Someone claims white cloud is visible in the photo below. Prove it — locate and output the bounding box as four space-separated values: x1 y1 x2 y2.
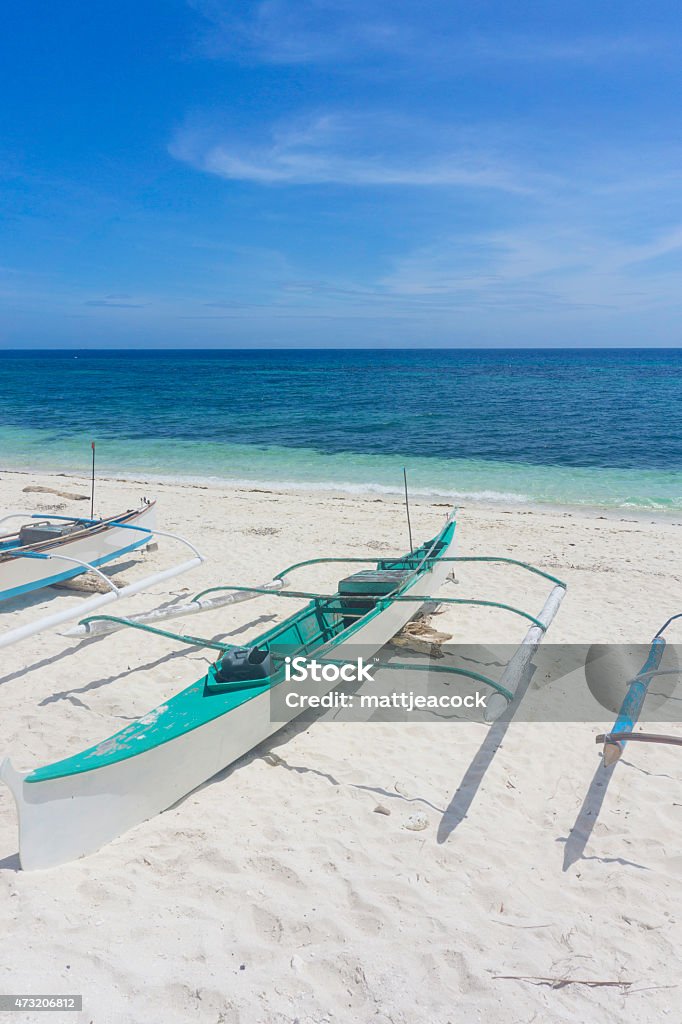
170 113 535 191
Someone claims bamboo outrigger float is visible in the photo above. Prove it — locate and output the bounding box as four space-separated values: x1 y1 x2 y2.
0 502 205 650
597 613 682 765
2 509 566 869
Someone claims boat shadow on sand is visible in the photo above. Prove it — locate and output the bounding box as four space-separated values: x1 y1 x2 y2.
436 660 537 843
559 759 650 872
0 612 279 705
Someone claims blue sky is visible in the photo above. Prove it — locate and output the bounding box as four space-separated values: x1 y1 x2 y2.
2 0 682 347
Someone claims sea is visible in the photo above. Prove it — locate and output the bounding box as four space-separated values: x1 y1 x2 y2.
0 348 680 512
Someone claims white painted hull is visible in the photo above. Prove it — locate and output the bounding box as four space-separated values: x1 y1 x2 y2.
0 505 157 602
2 534 454 869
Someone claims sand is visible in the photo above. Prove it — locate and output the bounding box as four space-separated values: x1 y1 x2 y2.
1 469 681 1024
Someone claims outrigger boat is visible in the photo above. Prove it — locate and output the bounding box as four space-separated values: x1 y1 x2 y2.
0 501 204 650
1 509 566 869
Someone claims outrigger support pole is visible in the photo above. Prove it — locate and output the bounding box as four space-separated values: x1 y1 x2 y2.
273 555 566 588
74 615 235 652
188 578 566 718
596 731 682 750
317 656 515 703
65 551 566 718
191 583 553 630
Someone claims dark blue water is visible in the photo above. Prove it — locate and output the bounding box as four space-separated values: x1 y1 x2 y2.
1 348 681 467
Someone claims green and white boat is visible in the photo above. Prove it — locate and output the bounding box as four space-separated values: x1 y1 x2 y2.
2 509 565 869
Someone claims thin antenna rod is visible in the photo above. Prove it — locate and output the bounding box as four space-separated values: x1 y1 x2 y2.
90 441 96 520
403 467 413 551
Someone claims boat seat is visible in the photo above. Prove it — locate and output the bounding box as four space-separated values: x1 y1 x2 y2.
337 569 411 597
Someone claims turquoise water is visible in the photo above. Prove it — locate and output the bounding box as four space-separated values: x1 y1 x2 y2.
1 349 681 511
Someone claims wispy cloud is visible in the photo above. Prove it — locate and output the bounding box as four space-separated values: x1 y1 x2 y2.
379 220 682 316
189 0 666 68
84 294 146 309
170 112 535 191
190 0 414 65
173 218 682 331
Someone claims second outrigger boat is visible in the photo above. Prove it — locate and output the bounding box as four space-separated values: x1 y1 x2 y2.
0 502 159 602
1 509 566 869
0 501 204 650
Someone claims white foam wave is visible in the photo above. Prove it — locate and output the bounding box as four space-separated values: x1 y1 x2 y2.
26 467 531 504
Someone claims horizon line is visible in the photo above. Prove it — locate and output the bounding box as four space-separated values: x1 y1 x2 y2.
1 345 681 353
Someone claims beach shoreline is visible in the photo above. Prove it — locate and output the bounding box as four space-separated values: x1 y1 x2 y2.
3 465 681 525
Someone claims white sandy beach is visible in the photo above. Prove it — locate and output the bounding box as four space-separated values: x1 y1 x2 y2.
1 469 681 1024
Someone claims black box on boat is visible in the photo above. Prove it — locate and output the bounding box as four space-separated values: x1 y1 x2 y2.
206 646 273 694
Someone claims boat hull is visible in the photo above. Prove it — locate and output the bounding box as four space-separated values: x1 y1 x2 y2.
0 504 157 603
2 521 454 869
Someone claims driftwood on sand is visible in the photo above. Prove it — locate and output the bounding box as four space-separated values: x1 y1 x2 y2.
389 618 453 657
22 485 89 501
